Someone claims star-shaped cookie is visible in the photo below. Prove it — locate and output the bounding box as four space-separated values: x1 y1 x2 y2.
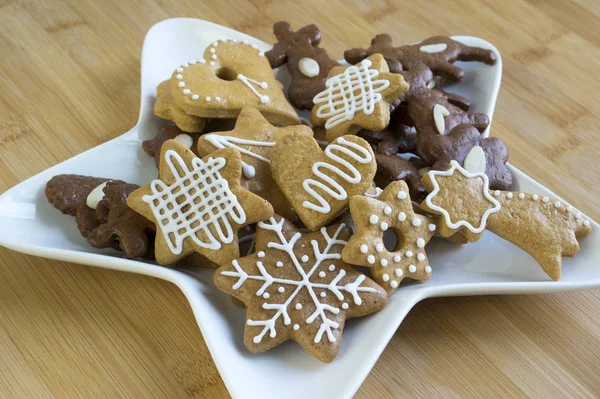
342 180 435 294
214 215 387 362
154 80 207 133
127 140 274 266
310 53 409 142
197 106 313 220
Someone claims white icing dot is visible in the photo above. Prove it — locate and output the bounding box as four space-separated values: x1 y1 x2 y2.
390 280 398 288
384 206 392 215
189 60 196 65
209 61 215 66
567 206 574 213
301 255 309 262
380 222 388 231
210 48 216 53
257 251 265 258
409 265 417 273
584 220 590 227
263 293 270 299
176 68 183 73
397 191 407 200
182 89 190 95
176 74 183 79
380 259 388 267
412 218 422 227
533 194 539 201
417 238 425 248
329 265 335 272
319 271 326 278
295 303 302 310
320 292 326 298
406 251 413 257
425 265 432 273
199 59 206 64
428 223 436 232
276 261 283 267
382 274 390 282
542 196 549 203
555 201 561 207
342 303 349 309
206 96 211 101
278 287 285 293
395 268 403 277
191 94 199 100
367 255 375 264
394 254 401 262
376 243 384 253
398 212 406 222
417 253 426 262
360 244 368 254
260 95 270 104
259 52 264 57
178 82 185 87
182 62 189 67
293 324 300 330
494 190 500 196
215 96 222 102
507 192 513 199
174 134 193 149
369 215 379 224
211 54 217 60
519 193 525 199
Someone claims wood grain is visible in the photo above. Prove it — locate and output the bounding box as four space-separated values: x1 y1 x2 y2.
1 0 599 397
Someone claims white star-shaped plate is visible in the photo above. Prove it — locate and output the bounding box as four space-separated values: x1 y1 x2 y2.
0 18 598 399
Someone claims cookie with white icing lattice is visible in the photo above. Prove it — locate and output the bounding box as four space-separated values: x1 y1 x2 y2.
342 180 435 294
169 39 299 126
270 134 376 231
154 80 207 133
214 215 387 362
197 107 313 220
127 140 274 266
310 53 409 142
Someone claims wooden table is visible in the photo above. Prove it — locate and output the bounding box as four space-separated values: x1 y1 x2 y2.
1 0 599 397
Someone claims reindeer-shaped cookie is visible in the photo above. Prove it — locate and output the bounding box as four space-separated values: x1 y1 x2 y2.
420 152 592 281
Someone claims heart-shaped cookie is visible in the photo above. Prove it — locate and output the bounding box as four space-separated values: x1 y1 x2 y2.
271 134 376 230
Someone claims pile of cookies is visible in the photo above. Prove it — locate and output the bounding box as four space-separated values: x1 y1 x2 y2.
45 22 592 362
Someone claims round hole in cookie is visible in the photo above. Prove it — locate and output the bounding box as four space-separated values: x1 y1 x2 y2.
216 67 237 81
383 229 398 252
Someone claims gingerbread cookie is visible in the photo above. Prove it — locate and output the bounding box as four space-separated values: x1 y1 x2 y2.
154 80 207 133
270 134 376 231
197 107 313 220
374 153 427 202
345 34 497 82
143 125 201 168
265 21 339 110
342 181 435 293
87 181 155 259
169 40 299 126
310 54 409 142
127 140 274 266
420 159 592 280
214 215 387 362
358 112 417 155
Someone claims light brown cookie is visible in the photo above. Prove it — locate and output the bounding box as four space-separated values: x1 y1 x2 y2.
154 80 207 133
170 39 299 126
214 215 387 362
270 134 376 231
342 181 435 294
420 160 592 280
310 53 409 142
127 140 274 266
197 106 313 220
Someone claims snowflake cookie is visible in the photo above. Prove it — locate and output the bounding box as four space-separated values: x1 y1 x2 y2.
421 160 592 281
214 215 387 362
342 180 435 294
310 53 409 142
197 106 313 220
127 139 274 266
169 39 299 126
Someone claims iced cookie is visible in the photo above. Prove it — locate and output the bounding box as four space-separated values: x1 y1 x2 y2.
154 80 207 133
214 215 387 362
127 140 274 266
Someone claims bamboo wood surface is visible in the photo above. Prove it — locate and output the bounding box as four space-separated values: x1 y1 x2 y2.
1 0 599 397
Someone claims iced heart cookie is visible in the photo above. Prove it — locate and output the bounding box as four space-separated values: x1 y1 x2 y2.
270 134 376 230
154 80 207 133
197 107 313 220
214 215 387 362
420 159 592 280
127 140 274 266
342 181 435 293
169 39 299 126
310 54 409 142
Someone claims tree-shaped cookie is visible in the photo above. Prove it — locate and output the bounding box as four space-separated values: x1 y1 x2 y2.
342 181 435 294
420 159 592 280
264 21 339 110
214 216 387 362
345 34 496 82
197 106 313 220
310 54 409 142
127 140 274 266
